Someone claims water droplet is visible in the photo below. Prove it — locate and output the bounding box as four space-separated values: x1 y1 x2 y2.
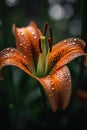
20 43 23 46
72 55 75 58
51 87 55 90
34 36 37 39
24 55 26 58
64 71 66 74
20 32 24 36
74 38 77 41
64 40 66 42
11 49 14 52
4 55 8 58
69 79 71 82
32 32 35 35
65 77 68 80
59 79 62 82
72 42 75 45
57 74 60 78
7 48 10 51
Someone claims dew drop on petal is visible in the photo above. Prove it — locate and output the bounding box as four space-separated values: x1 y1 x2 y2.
72 42 75 45
13 53 16 56
51 87 55 90
74 38 77 41
20 32 24 36
11 49 14 52
34 36 37 39
72 55 75 58
7 48 10 51
32 32 35 35
20 43 23 46
69 79 71 83
23 55 26 58
4 55 8 58
64 40 66 43
68 73 70 76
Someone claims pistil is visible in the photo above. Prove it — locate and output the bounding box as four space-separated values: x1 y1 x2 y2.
37 22 53 77
37 36 46 77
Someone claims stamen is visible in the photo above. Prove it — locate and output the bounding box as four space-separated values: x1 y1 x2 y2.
49 26 53 45
43 22 48 36
48 38 52 52
39 39 42 53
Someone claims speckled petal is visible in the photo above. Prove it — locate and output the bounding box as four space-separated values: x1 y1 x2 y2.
48 38 86 73
0 48 35 79
14 22 41 72
27 22 42 58
37 66 71 111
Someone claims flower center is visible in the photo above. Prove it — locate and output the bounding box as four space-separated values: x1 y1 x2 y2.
37 22 53 77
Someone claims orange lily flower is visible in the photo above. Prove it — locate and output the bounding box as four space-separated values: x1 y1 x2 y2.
0 21 86 111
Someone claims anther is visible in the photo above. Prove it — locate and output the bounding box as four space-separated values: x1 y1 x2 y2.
49 26 53 45
48 38 52 52
43 22 48 36
39 39 42 53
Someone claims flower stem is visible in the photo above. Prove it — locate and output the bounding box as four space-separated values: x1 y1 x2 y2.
39 84 49 111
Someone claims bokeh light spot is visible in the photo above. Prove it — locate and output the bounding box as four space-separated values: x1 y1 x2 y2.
48 4 65 20
5 0 20 7
70 18 81 35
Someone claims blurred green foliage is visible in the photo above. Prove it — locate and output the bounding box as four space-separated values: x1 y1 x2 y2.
0 0 87 130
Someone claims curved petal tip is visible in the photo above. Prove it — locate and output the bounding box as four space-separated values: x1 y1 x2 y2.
38 66 71 112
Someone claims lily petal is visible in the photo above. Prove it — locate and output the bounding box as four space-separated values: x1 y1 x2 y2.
14 22 41 72
0 48 35 79
37 66 71 112
27 22 42 58
48 38 86 73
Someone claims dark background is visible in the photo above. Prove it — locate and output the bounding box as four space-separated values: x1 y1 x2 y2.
0 0 87 130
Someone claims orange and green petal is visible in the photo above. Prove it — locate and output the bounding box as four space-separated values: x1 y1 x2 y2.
0 48 35 79
48 38 86 73
14 22 41 73
37 66 71 112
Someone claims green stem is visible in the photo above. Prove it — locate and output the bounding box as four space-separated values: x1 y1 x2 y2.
39 85 49 111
